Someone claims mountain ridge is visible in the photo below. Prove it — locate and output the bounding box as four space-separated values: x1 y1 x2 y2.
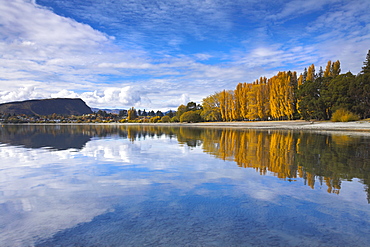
0 98 92 116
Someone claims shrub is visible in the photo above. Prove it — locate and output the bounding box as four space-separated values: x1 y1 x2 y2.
149 116 161 123
180 111 202 123
160 115 171 123
171 116 179 122
331 108 359 122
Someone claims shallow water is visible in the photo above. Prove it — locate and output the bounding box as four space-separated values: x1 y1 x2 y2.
0 125 370 246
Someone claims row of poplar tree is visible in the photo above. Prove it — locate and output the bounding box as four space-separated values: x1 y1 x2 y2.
198 50 370 121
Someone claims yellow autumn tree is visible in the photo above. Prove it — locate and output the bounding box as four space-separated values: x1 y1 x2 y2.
219 90 234 121
323 60 340 77
332 60 341 77
258 77 270 120
201 92 222 121
306 64 315 82
269 72 295 119
246 80 259 120
234 82 251 120
324 60 332 77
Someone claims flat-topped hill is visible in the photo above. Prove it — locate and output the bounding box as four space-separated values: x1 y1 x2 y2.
0 98 92 116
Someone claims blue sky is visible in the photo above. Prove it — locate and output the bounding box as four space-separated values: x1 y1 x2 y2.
0 0 369 110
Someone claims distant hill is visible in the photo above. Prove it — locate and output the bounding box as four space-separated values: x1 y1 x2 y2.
0 98 93 116
91 108 123 114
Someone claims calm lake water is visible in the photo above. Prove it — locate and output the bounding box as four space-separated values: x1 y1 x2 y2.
1 124 370 246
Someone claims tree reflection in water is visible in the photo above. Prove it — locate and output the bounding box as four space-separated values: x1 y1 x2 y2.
1 124 369 201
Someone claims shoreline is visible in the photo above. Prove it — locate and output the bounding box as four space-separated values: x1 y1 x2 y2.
3 120 370 131
185 120 370 131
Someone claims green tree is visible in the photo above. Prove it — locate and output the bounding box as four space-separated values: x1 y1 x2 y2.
119 110 127 117
97 110 108 117
176 104 187 118
297 77 327 120
318 66 324 78
362 50 370 74
186 102 197 111
185 101 202 111
166 110 175 118
350 73 370 118
156 110 164 117
326 72 355 114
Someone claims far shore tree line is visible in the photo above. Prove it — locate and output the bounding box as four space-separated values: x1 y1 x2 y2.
1 50 369 124
0 108 175 123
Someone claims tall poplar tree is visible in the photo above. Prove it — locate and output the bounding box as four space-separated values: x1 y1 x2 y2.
324 61 332 77
246 81 259 120
306 64 315 82
269 72 294 119
234 83 243 120
220 90 234 121
127 107 138 120
256 77 270 120
332 60 341 77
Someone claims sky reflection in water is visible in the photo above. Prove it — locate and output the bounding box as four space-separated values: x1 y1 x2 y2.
0 125 370 246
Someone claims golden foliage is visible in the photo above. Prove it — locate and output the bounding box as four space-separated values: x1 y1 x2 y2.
199 129 347 194
331 108 359 122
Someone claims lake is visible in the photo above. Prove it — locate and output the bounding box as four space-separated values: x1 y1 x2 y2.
0 124 370 246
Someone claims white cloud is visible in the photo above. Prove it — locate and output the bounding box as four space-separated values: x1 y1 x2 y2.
268 0 339 22
166 93 190 108
0 0 153 108
0 0 109 45
0 86 42 103
98 62 154 69
0 0 244 109
234 44 318 74
0 0 369 110
80 86 143 108
50 89 80 99
40 0 236 42
0 0 109 83
304 0 370 73
193 53 213 61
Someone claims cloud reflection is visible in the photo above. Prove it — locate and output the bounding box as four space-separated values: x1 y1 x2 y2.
0 125 370 246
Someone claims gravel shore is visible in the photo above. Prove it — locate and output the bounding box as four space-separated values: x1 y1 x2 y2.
171 120 370 137
181 120 370 131
4 120 370 132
